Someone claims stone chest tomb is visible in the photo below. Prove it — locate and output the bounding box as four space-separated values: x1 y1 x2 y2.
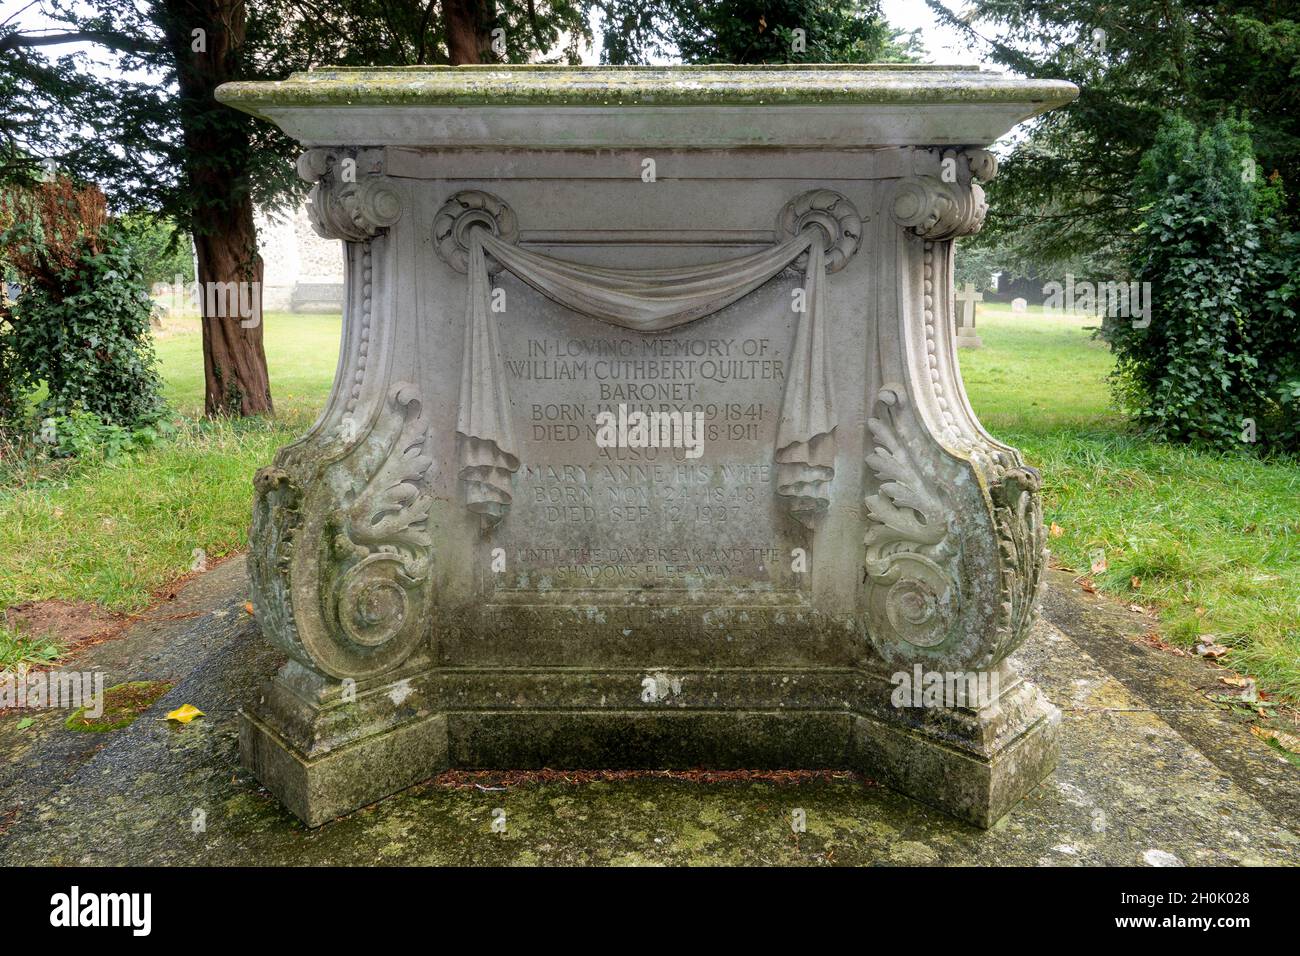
216 65 1078 827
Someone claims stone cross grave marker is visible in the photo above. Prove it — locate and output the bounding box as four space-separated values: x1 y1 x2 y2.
955 281 984 349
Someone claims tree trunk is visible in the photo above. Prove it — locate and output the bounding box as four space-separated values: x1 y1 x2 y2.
443 0 490 63
194 202 272 416
161 0 272 417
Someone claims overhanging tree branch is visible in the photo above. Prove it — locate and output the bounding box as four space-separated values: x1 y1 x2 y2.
0 29 160 55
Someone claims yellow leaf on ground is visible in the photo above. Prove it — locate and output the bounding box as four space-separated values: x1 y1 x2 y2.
1049 522 1064 538
1252 725 1300 754
244 602 254 615
166 704 205 724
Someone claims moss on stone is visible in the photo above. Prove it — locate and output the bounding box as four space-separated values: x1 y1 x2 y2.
63 680 174 733
215 65 1078 113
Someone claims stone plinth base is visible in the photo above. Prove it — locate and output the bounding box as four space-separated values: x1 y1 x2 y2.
957 331 983 349
240 663 1059 829
240 710 449 829
852 692 1061 827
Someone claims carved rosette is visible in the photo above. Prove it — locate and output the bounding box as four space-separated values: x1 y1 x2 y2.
250 383 436 682
775 188 863 272
433 190 519 274
299 148 403 242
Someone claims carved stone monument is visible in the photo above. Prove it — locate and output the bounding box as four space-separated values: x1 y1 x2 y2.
217 65 1077 828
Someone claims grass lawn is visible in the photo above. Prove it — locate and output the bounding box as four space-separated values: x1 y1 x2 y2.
1 306 1297 706
0 312 338 664
962 306 1299 702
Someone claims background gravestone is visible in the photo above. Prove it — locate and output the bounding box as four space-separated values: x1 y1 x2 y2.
955 282 984 348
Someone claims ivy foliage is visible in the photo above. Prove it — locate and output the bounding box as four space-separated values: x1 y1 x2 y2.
0 179 165 432
1099 116 1298 453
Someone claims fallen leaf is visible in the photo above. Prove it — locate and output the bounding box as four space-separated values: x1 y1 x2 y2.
1211 676 1257 702
1089 549 1107 574
1079 578 1097 594
1196 642 1230 659
1049 522 1065 538
1130 576 1142 590
1252 725 1300 754
17 717 34 730
1194 606 1207 617
244 601 254 615
166 704 205 724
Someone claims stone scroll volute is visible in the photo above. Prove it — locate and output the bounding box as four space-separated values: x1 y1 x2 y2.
247 151 436 682
863 147 1047 672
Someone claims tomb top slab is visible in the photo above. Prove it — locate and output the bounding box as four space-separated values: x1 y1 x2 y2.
216 65 1078 149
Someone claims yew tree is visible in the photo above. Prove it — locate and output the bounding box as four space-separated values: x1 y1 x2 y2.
0 0 592 416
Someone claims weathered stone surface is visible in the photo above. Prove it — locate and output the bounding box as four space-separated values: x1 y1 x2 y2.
0 559 1295 865
216 66 1079 827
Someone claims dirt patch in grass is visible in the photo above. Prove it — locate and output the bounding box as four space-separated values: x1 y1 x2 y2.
3 600 127 653
64 680 174 732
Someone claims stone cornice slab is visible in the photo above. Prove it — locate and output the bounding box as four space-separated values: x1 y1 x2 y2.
216 65 1078 149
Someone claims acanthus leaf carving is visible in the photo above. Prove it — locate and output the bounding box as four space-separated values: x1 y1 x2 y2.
248 465 303 659
988 464 1048 661
863 385 962 654
248 382 436 682
327 383 435 664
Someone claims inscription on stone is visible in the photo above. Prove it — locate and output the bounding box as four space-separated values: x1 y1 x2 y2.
494 282 804 592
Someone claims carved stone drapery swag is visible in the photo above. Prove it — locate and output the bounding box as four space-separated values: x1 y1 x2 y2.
439 188 862 528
